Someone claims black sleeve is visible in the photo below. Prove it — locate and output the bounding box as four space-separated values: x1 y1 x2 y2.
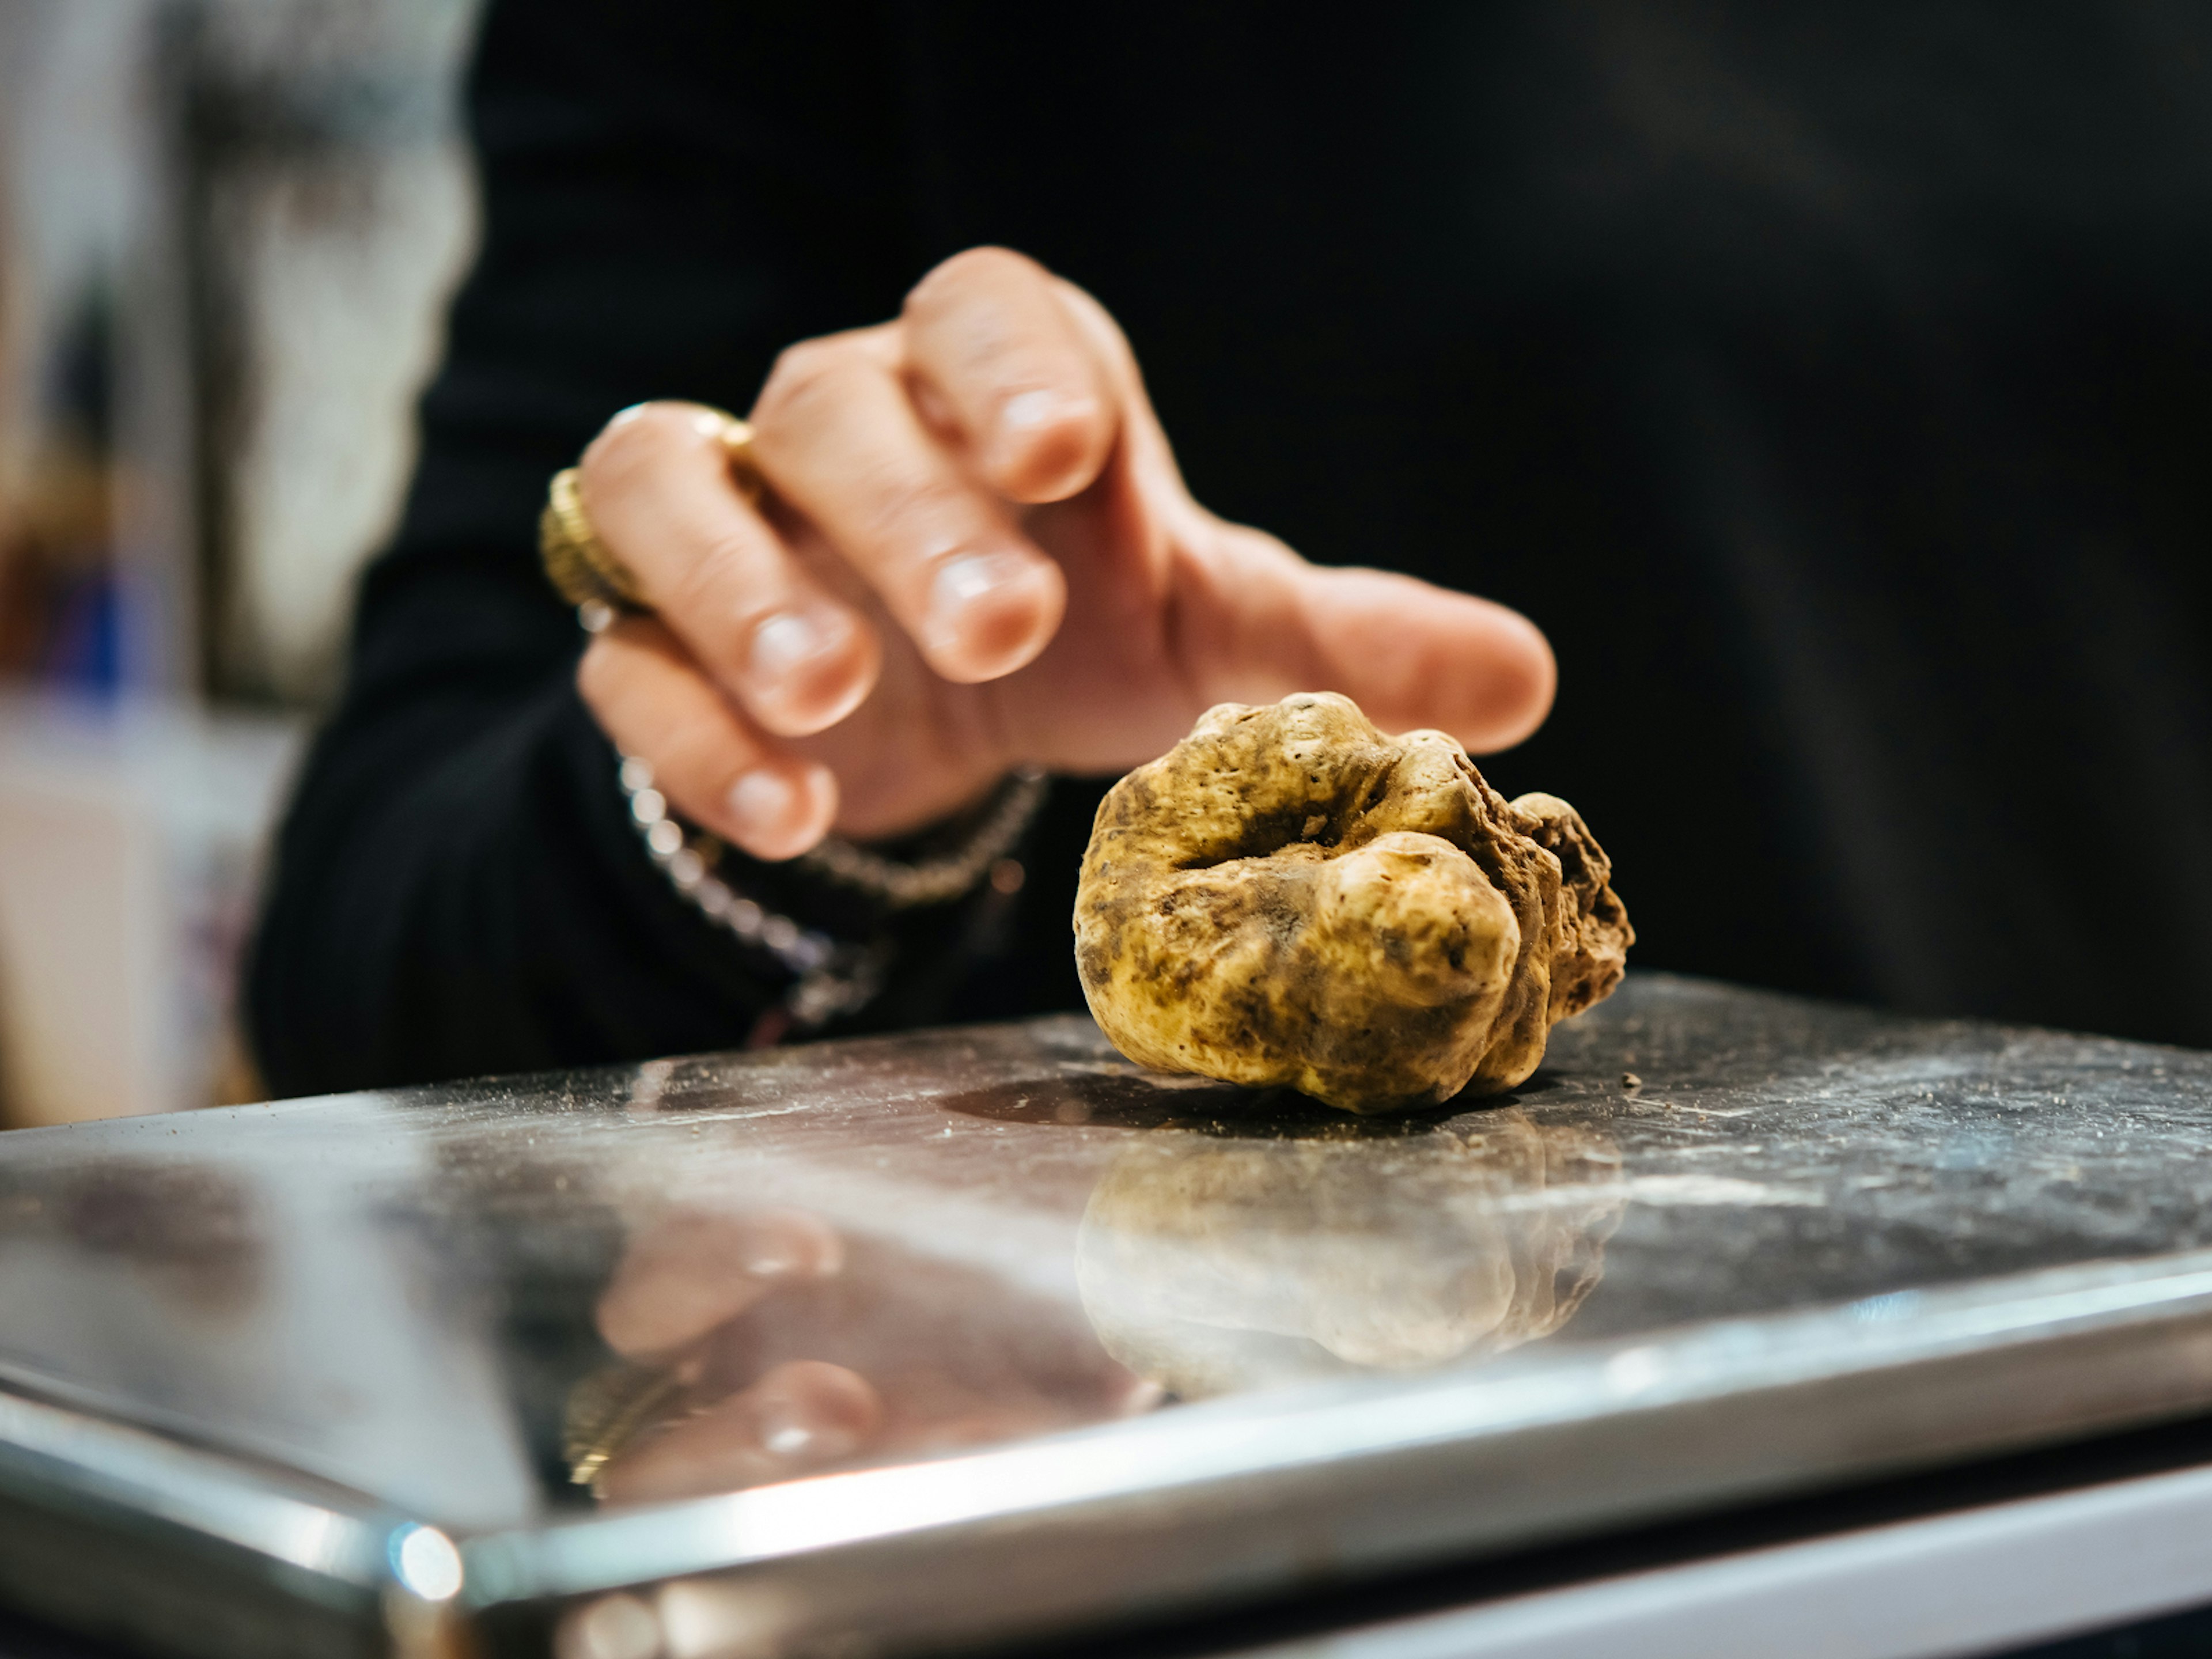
247 1 1040 1096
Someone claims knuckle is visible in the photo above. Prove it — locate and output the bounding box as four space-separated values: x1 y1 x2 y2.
756 336 861 425
580 401 699 495
664 531 776 632
906 245 1043 317
855 469 975 549
1048 276 1138 368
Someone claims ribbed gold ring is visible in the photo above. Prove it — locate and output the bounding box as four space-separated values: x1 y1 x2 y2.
540 406 764 618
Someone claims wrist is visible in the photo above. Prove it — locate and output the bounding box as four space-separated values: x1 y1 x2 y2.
796 767 1048 909
614 755 1047 1037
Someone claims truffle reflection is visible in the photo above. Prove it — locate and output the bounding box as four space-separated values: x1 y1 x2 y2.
1077 1110 1623 1397
569 1209 1157 1504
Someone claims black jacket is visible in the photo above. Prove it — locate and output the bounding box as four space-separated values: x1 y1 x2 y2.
250 2 2212 1094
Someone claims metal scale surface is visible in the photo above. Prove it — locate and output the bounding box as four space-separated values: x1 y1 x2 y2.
2 973 2211 1658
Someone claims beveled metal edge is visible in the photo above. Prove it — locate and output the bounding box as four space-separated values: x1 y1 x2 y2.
1222 1457 2212 1659
5 1243 2212 1658
0 1388 392 1585
461 1245 2212 1655
0 1386 474 1657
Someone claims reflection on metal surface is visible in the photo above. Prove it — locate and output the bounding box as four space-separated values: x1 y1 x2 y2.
557 1591 661 1659
58 1160 266 1314
563 1209 1157 1506
560 1085 1618 1499
1078 1112 1621 1396
5 975 2212 1658
0 1386 385 1580
391 1522 465 1601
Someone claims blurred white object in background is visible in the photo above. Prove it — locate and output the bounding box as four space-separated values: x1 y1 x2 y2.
187 0 482 702
0 694 302 1125
219 135 475 702
1 0 482 703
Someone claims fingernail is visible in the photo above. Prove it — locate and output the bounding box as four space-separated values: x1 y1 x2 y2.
728 763 835 858
728 768 796 832
757 1400 859 1462
992 389 1096 483
750 1363 880 1462
738 1213 842 1280
744 1244 802 1278
748 608 835 681
927 550 1029 635
999 388 1067 434
741 608 868 735
923 549 1063 680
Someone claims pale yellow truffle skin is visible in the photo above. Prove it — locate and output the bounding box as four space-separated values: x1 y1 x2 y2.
1073 692 1633 1112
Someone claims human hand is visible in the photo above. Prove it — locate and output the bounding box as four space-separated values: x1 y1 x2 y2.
573 248 1556 859
585 1208 1156 1505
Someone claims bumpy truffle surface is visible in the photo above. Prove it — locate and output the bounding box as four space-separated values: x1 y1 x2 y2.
1073 693 1632 1112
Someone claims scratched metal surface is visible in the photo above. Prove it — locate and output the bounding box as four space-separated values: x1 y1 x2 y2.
0 971 2206 1536
1527 980 2212 1333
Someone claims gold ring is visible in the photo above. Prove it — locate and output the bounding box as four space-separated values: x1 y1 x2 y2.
539 467 646 613
539 404 766 618
713 409 766 504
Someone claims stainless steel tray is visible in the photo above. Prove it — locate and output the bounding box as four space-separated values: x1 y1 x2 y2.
2 974 2211 1659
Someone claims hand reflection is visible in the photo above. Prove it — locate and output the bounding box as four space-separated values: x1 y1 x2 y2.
1075 1109 1623 1398
573 1209 1157 1504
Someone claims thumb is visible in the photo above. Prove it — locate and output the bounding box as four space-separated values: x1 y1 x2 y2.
1298 563 1555 752
1182 528 1556 754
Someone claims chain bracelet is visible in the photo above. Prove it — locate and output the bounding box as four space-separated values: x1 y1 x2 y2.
615 756 889 1031
796 767 1048 907
613 755 1047 1033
